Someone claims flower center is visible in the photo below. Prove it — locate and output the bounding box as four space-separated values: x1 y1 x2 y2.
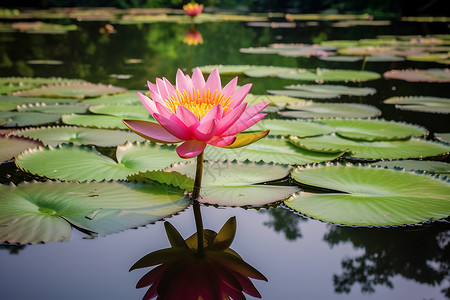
165 87 232 119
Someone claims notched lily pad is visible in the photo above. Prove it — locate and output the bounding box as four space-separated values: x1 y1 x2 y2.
0 134 43 162
62 113 128 129
383 69 450 82
270 84 376 99
277 69 380 82
285 164 450 226
0 181 189 244
0 111 61 127
17 103 89 114
280 102 381 119
371 160 450 175
250 119 334 137
383 96 450 114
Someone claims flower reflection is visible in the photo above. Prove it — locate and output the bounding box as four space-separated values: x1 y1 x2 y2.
183 2 204 17
184 29 203 46
130 217 267 300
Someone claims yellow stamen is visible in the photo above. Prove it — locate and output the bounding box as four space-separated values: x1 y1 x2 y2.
165 87 232 119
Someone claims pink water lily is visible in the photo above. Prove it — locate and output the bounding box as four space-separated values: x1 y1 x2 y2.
123 68 270 158
183 2 204 17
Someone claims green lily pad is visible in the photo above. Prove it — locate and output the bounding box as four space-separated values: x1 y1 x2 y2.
0 111 61 127
0 135 42 162
317 118 427 140
0 95 80 111
435 133 450 143
197 65 255 75
0 83 36 95
407 53 449 62
289 134 450 159
204 136 343 165
371 160 450 175
269 84 376 99
13 126 145 147
15 142 188 182
0 77 83 86
285 164 450 226
250 119 334 137
0 181 189 244
163 161 300 206
246 94 304 109
383 69 450 82
14 82 127 99
280 102 381 119
320 55 404 62
81 90 141 105
62 114 128 129
17 103 89 114
383 96 450 114
244 66 296 78
277 69 380 82
89 104 154 120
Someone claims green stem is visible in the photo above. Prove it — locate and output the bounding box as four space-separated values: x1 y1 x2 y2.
192 151 204 256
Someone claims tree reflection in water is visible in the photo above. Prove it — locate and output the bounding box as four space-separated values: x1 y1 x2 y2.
324 222 450 298
130 213 267 300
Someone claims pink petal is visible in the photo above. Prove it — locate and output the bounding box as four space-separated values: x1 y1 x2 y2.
228 83 252 109
137 92 157 116
216 103 247 136
176 106 200 129
123 119 182 143
240 101 270 122
163 77 177 97
155 101 174 119
192 67 206 89
147 81 158 95
176 140 207 158
156 78 170 100
150 91 166 107
176 69 193 93
153 113 192 140
201 104 223 124
221 76 238 98
208 135 236 147
221 113 267 136
192 118 219 141
205 68 221 93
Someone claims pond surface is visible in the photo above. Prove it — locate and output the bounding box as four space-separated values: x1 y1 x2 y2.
0 13 449 300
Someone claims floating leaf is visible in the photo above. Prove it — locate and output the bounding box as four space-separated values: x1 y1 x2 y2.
0 76 83 86
435 133 450 144
14 82 127 99
244 66 295 78
0 135 42 162
269 84 376 99
245 94 304 109
165 161 300 206
383 69 450 82
407 53 449 62
286 164 450 226
280 102 381 119
289 134 450 159
62 113 128 129
197 65 254 75
0 111 61 127
0 181 189 244
81 90 141 105
16 142 188 182
13 126 145 147
0 95 80 112
250 119 334 137
89 104 154 120
277 69 380 82
204 136 343 165
383 96 450 114
317 118 427 140
371 160 450 175
17 103 89 114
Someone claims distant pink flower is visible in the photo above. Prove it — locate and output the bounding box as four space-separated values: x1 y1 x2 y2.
183 29 203 45
183 2 204 17
123 68 269 158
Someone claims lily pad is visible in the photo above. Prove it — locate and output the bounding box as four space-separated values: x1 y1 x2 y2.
250 119 334 137
17 103 89 114
0 76 83 86
163 161 300 206
204 136 343 165
371 160 450 175
197 65 255 75
14 82 127 99
245 94 304 109
317 118 427 140
244 66 296 78
269 84 376 99
277 69 380 82
279 102 381 119
383 96 450 114
289 134 450 159
407 53 449 62
435 133 450 143
15 142 188 182
0 181 189 244
81 90 142 105
89 104 154 120
285 164 450 226
0 135 42 162
62 114 128 129
13 126 145 147
383 69 450 82
0 111 61 127
0 95 80 111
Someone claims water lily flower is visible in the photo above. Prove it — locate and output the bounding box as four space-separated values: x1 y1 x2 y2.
123 68 270 159
183 2 204 17
183 29 203 45
130 217 267 300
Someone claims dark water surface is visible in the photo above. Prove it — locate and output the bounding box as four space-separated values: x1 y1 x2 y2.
0 16 449 300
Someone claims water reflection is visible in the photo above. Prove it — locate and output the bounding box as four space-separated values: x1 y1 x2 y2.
324 223 450 298
261 206 307 240
130 213 267 300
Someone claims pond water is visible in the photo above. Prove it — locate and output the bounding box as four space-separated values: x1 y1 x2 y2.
0 13 449 300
